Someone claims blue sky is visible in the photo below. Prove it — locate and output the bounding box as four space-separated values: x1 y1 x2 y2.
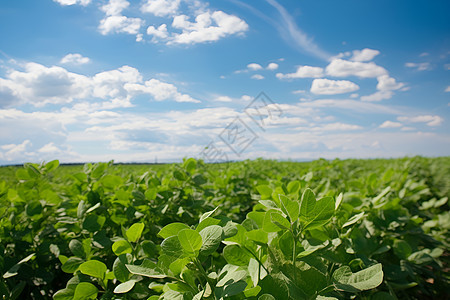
0 0 449 164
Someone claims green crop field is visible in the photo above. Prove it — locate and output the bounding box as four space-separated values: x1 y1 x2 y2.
0 157 449 299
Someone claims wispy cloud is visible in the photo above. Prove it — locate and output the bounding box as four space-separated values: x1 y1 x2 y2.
265 0 331 61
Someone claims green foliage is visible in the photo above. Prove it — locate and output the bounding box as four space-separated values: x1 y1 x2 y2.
0 157 448 299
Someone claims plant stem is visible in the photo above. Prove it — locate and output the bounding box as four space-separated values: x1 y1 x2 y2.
292 231 297 282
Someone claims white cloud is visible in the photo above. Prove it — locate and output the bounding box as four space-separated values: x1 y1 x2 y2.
147 24 169 40
292 90 305 94
350 48 380 62
101 0 129 16
0 62 199 108
360 90 393 102
405 62 431 71
53 0 90 6
376 75 405 91
326 59 388 78
38 142 62 154
60 53 90 65
170 11 248 44
398 115 443 126
251 74 264 80
99 15 144 35
247 63 263 71
141 0 181 17
267 63 279 70
445 86 450 92
265 0 330 60
124 79 200 103
310 79 359 95
379 120 402 128
214 96 233 102
0 140 32 161
276 65 324 79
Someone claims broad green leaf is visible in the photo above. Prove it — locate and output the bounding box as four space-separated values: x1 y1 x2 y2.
126 263 167 279
393 240 412 260
126 223 145 243
53 288 74 300
199 225 223 256
61 257 84 274
82 214 105 232
178 229 202 254
343 212 365 228
287 181 301 195
169 257 190 275
158 223 190 239
3 253 35 278
161 236 183 258
69 240 86 258
244 286 261 297
299 189 335 230
270 212 291 230
196 217 220 232
259 295 275 300
263 210 283 233
112 240 132 256
279 194 300 222
247 211 265 229
45 159 59 172
333 263 383 292
114 279 137 294
246 229 268 245
256 185 273 198
73 282 98 300
113 254 132 282
223 244 251 266
101 174 123 189
278 231 294 258
79 260 107 279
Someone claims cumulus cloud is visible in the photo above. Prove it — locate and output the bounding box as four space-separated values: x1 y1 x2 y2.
267 63 279 70
53 0 90 6
214 96 233 102
397 115 443 126
60 53 90 65
99 15 144 35
101 0 130 16
405 62 431 71
310 78 359 95
326 59 387 78
141 0 181 17
360 75 405 101
147 24 169 40
0 140 32 161
169 11 248 44
0 62 199 107
247 63 263 71
251 74 264 80
379 120 402 128
350 48 380 62
124 79 200 103
276 65 324 79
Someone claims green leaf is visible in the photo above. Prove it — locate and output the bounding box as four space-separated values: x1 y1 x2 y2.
287 181 301 195
113 254 132 282
45 160 59 172
199 225 223 256
53 288 74 300
223 244 251 266
335 193 343 210
279 194 300 222
263 210 283 233
161 236 183 258
178 229 203 254
393 240 412 260
246 229 268 245
257 185 273 198
114 279 137 294
270 212 291 230
299 189 335 230
126 223 145 243
82 214 105 232
61 257 84 274
3 253 35 278
259 294 276 300
200 207 218 223
126 263 167 279
332 263 383 292
73 282 98 300
158 223 190 239
69 240 86 258
79 260 107 279
278 231 294 258
112 240 132 256
343 212 365 228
